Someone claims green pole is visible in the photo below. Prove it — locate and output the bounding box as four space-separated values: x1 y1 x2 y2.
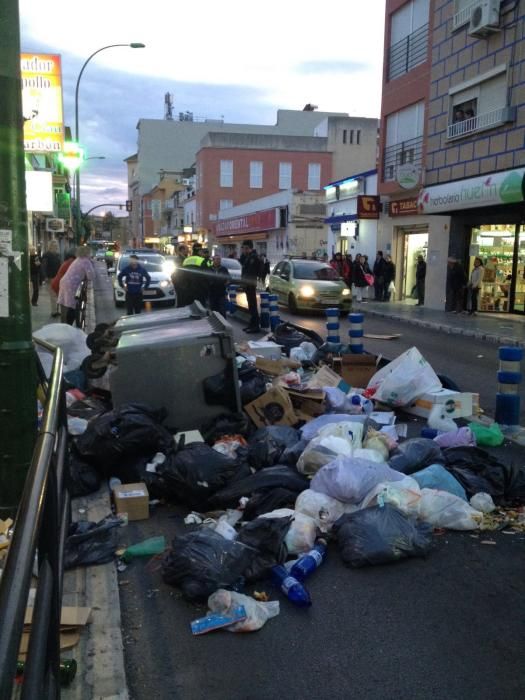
0 0 37 516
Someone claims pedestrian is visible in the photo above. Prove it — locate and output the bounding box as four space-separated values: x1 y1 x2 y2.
201 248 212 268
208 254 231 316
28 246 42 307
352 254 368 303
117 254 151 315
383 254 396 301
229 250 238 259
363 255 371 275
321 253 329 263
172 244 189 306
240 240 261 333
415 254 426 306
372 250 386 301
41 240 61 317
330 252 349 280
58 246 94 325
343 254 353 290
175 243 188 267
51 252 75 308
182 243 208 304
468 256 484 315
446 257 467 313
258 254 270 287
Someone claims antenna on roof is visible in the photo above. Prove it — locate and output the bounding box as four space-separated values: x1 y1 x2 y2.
164 92 174 120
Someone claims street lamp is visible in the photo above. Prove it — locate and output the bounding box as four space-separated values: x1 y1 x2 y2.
74 42 145 242
84 155 106 161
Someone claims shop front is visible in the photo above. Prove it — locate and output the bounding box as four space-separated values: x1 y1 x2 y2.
215 209 276 259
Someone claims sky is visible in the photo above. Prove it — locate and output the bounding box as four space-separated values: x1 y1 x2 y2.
19 0 386 213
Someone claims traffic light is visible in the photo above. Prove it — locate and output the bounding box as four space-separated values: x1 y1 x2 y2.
58 142 84 172
125 200 132 212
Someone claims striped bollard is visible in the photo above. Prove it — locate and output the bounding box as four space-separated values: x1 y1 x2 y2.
348 312 364 354
269 294 280 330
325 308 340 344
227 285 238 314
259 292 270 331
495 346 522 426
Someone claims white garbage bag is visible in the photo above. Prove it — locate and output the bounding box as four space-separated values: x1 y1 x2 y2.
207 589 279 632
297 422 364 476
259 508 317 553
33 323 89 375
470 492 496 514
295 489 356 532
353 448 386 463
361 477 422 516
418 488 483 530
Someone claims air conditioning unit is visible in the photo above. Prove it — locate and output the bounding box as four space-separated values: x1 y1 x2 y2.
468 0 501 37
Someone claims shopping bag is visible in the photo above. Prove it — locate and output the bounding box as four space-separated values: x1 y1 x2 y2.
367 347 442 407
364 273 375 286
388 281 396 293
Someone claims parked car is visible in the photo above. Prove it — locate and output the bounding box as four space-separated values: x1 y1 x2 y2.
268 259 351 313
220 257 242 281
113 253 176 308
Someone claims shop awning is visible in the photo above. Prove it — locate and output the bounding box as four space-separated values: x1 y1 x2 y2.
324 213 358 225
220 232 268 241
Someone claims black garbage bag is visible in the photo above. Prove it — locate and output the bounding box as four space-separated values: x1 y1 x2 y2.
247 426 300 470
67 396 109 421
161 528 255 601
240 370 267 406
75 403 174 477
389 438 444 475
271 322 323 357
311 342 353 365
334 504 433 568
281 439 309 467
201 412 251 444
209 465 309 509
202 365 237 410
64 516 120 569
237 517 291 581
243 488 299 521
67 448 101 497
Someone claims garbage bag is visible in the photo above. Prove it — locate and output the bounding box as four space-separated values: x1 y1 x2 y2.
412 464 467 501
297 440 342 476
207 589 280 632
201 412 251 444
281 439 309 467
433 427 476 449
367 346 442 407
334 504 433 567
247 426 300 470
442 446 522 501
239 366 267 405
243 488 299 520
67 449 102 497
418 489 483 530
360 476 422 517
161 528 255 601
236 516 291 581
272 322 323 356
388 438 444 475
64 516 120 569
203 366 238 410
209 466 309 509
34 323 90 376
295 489 354 532
311 456 405 504
470 492 496 514
468 422 504 447
300 414 367 442
67 396 109 421
259 509 317 554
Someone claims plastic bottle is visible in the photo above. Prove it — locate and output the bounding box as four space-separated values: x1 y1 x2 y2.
109 477 121 491
271 565 312 607
350 394 373 416
290 539 328 582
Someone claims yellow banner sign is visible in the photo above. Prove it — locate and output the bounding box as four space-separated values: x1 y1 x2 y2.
21 53 64 153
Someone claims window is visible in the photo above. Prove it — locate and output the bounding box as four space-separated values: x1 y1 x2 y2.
349 130 354 144
356 130 361 145
220 159 233 187
389 0 429 80
279 162 292 189
307 163 321 190
219 199 233 210
383 102 425 181
342 129 347 144
250 161 263 188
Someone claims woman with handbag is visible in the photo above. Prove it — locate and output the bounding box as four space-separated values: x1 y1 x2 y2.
352 254 368 303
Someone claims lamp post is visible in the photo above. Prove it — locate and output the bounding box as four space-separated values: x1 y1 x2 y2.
74 43 145 243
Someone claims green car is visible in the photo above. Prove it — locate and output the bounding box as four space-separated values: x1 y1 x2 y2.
269 259 351 314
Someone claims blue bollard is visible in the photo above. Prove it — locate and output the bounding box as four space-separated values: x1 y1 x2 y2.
228 285 238 314
260 292 270 331
348 312 364 354
269 294 280 330
495 346 522 426
325 308 340 343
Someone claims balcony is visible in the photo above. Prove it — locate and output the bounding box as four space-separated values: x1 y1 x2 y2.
447 106 516 140
382 135 424 182
388 24 429 81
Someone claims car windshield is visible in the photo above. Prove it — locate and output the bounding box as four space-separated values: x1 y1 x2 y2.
119 255 165 272
221 259 241 270
292 262 340 280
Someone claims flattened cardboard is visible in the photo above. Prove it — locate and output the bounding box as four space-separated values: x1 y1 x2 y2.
245 387 298 428
19 631 80 658
255 357 301 377
285 387 326 418
24 606 91 628
339 354 378 389
307 365 350 392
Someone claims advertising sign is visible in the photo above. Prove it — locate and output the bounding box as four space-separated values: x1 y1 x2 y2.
216 208 276 237
397 163 420 190
357 195 380 219
389 197 419 217
418 168 525 214
21 54 64 153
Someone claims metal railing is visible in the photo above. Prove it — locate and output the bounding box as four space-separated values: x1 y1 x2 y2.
75 278 88 330
447 107 514 139
388 23 429 81
0 339 69 699
382 135 424 182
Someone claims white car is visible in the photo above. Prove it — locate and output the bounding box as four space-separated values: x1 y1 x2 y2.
113 253 176 308
220 257 242 281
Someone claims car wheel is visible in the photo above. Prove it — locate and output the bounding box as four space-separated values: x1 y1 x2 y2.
288 293 299 315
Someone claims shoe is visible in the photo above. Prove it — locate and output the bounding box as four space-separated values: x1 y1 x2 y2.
244 327 261 334
31 302 38 307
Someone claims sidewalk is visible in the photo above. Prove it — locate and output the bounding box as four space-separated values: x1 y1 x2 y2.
359 300 525 347
30 282 60 332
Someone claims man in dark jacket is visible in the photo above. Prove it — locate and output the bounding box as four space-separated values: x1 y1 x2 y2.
383 254 396 301
240 240 261 332
208 254 231 316
415 255 426 306
181 243 207 304
117 255 151 315
447 257 467 313
372 250 386 301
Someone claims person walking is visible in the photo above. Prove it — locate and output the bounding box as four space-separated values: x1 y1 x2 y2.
330 252 349 280
182 243 208 304
58 246 94 324
258 254 271 288
383 254 396 301
41 240 61 317
240 240 261 333
200 248 212 268
117 254 151 315
208 254 231 316
352 254 368 303
51 252 75 309
468 256 484 315
172 244 189 306
415 255 426 306
29 246 41 307
447 257 467 313
372 250 386 301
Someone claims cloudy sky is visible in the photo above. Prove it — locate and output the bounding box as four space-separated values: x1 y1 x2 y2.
20 0 385 212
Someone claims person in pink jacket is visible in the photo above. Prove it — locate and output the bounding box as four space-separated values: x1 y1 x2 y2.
58 246 94 325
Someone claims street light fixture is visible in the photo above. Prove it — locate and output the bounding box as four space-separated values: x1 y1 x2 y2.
74 42 145 242
84 156 106 161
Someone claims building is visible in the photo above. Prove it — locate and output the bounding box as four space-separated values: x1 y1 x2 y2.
314 116 379 181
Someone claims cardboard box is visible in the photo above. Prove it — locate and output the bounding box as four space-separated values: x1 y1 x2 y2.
244 387 298 428
404 389 474 419
285 387 326 418
255 357 301 377
112 482 150 521
307 365 350 392
339 354 378 389
247 341 282 360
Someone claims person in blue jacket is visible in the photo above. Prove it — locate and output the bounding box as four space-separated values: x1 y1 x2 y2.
117 255 151 315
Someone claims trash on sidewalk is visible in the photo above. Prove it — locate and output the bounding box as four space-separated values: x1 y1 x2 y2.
112 482 150 521
121 536 166 563
64 516 122 569
205 590 279 632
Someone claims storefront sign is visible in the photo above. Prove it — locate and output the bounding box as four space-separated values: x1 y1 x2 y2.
418 168 525 213
389 197 419 217
397 163 420 190
21 53 64 153
216 208 276 237
357 195 380 219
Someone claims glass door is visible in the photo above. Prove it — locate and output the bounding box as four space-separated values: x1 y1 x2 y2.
511 225 525 313
470 225 516 312
402 232 428 300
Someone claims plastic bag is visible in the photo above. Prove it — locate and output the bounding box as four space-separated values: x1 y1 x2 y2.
67 449 101 497
161 528 255 601
281 439 309 467
259 509 317 554
64 516 121 569
298 422 365 475
367 347 442 407
295 489 354 532
363 431 391 461
433 427 476 449
121 536 166 563
297 440 342 476
412 464 467 500
470 492 496 514
334 504 433 567
201 413 251 444
34 323 90 375
243 488 298 521
300 414 367 442
67 416 88 436
247 426 300 470
418 489 483 530
389 438 444 475
353 448 386 463
468 422 504 447
213 435 247 459
236 516 291 581
443 446 520 501
239 370 267 406
207 589 280 632
209 466 309 509
203 366 238 410
311 456 405 504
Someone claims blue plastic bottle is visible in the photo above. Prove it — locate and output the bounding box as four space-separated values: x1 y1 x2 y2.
272 565 312 607
290 540 328 582
350 394 373 415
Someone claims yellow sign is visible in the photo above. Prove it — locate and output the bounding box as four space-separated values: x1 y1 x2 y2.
21 53 64 153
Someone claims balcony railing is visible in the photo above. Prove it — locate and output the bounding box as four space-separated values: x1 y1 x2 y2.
452 2 476 30
382 135 424 182
388 24 429 81
447 106 516 140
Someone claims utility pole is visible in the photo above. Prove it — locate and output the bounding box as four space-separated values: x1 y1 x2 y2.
0 0 37 516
